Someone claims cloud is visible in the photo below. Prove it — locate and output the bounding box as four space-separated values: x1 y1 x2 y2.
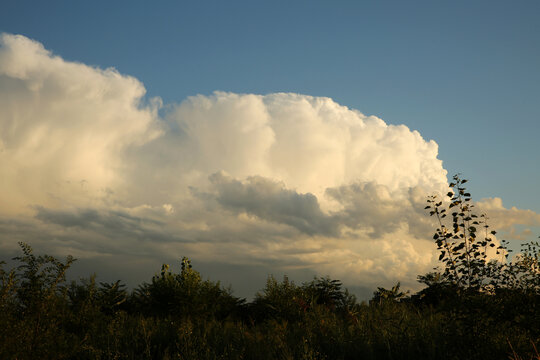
208 171 338 236
1 33 538 297
162 91 449 198
0 33 161 215
326 182 435 239
476 198 540 228
475 197 540 242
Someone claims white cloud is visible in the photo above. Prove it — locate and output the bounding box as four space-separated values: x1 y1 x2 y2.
1 33 538 296
476 198 540 228
162 91 449 200
475 197 540 242
0 33 161 215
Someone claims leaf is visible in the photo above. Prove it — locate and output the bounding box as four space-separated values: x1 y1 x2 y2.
439 252 446 261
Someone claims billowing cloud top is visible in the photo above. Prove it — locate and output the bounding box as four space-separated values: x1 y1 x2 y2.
1 33 537 296
0 33 161 214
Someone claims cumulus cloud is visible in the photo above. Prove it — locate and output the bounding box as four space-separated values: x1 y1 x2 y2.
161 91 448 198
208 172 338 237
1 33 537 296
476 198 540 228
475 197 540 242
0 33 161 215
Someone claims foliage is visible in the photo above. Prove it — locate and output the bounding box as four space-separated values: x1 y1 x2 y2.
12 242 75 310
425 174 540 295
425 175 503 290
371 282 409 305
251 275 307 321
0 260 17 307
133 256 241 319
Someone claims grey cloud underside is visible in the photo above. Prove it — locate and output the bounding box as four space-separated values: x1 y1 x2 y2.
33 207 189 244
208 172 339 237
197 172 433 240
24 173 432 251
326 183 433 239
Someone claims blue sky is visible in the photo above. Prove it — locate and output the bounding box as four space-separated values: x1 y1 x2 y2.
0 0 539 297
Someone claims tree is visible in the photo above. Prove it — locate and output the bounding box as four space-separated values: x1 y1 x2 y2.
425 175 539 294
371 282 409 305
425 175 503 290
13 242 75 311
134 257 240 319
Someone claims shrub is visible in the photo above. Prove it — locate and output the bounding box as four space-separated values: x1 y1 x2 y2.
133 256 241 319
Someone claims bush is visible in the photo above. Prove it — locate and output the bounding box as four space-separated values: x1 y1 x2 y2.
133 256 241 320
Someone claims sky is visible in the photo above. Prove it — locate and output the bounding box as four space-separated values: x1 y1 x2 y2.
0 0 539 299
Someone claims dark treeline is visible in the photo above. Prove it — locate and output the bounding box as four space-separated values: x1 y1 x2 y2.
1 176 539 360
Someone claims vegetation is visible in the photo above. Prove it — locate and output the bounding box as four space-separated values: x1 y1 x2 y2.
1 175 539 359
